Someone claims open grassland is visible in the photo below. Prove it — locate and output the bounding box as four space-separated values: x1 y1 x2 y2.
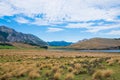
0 49 120 80
0 45 16 49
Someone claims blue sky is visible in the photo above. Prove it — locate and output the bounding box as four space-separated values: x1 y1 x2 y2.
0 0 120 42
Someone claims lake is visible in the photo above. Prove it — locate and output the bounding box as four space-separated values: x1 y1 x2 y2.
76 50 120 53
49 49 120 53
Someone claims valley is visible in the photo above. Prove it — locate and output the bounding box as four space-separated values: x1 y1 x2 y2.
0 0 120 80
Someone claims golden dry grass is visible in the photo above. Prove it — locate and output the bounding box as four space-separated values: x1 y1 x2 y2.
0 49 120 58
65 73 74 80
0 49 120 80
53 72 61 80
92 69 113 80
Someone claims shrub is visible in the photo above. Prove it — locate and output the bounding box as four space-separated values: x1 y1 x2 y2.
92 70 103 80
28 70 40 79
108 61 114 66
15 69 28 77
102 69 113 78
106 59 115 66
36 62 41 67
52 66 59 73
45 70 51 77
92 69 113 80
47 64 52 69
0 73 13 80
53 72 61 80
65 73 74 80
118 60 120 65
73 69 79 75
68 67 73 72
74 63 81 70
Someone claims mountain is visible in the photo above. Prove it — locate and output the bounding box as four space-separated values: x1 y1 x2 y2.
0 26 48 48
67 38 120 50
48 41 73 46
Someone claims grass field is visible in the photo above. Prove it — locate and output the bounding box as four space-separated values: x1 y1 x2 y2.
0 45 16 49
0 49 120 80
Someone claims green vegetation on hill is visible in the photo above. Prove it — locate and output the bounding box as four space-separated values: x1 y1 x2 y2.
0 45 16 49
0 43 15 49
0 43 48 49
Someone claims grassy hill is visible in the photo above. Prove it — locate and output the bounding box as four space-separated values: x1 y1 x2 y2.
67 38 120 50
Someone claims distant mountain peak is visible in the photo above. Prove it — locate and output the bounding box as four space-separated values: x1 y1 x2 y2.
48 41 73 46
0 26 48 47
0 26 15 33
0 26 13 30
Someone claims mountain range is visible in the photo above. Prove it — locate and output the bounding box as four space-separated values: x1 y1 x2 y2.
0 26 120 50
0 26 48 48
48 41 73 46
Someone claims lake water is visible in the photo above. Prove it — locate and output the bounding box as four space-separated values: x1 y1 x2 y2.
76 50 120 53
49 49 120 53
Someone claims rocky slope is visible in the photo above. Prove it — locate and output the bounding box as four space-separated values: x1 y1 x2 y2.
0 26 48 47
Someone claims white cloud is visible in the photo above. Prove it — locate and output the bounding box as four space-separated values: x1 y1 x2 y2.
47 28 64 32
15 17 29 24
0 0 120 34
107 30 120 35
65 23 93 28
32 18 49 26
85 0 120 9
0 0 120 23
65 21 120 33
0 1 16 17
86 23 120 33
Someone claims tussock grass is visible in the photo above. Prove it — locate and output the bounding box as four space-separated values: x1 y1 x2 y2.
65 73 74 80
92 69 113 80
68 67 73 72
28 70 40 79
52 66 59 73
45 70 51 77
102 69 113 78
0 49 120 80
0 73 13 80
74 63 82 70
53 72 61 80
92 70 103 80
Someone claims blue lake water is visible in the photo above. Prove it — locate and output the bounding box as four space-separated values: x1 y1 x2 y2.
77 50 120 53
49 49 120 53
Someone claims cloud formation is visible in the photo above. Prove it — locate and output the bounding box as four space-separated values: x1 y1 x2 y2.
108 30 120 35
47 28 64 32
0 0 120 33
15 17 30 24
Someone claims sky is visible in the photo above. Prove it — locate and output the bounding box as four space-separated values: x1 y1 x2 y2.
0 0 120 42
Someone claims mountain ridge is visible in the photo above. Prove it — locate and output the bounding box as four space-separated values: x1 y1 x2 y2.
0 26 48 48
67 38 120 50
48 41 73 46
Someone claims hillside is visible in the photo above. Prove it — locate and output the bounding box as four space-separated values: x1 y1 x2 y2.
0 26 48 48
48 41 73 46
67 38 120 50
